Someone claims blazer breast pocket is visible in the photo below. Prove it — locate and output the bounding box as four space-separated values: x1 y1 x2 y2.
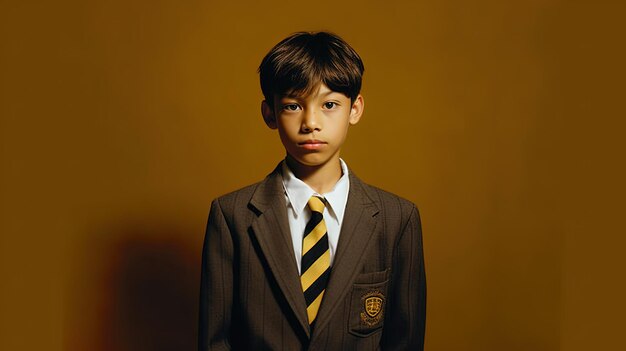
348 269 389 337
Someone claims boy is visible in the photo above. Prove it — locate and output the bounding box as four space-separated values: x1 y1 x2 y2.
199 31 426 350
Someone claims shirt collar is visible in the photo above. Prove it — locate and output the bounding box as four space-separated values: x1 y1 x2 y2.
281 158 350 220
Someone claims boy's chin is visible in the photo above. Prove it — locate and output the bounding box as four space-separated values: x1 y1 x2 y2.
286 153 337 168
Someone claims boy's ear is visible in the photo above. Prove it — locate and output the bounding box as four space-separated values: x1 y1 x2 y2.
261 100 277 129
349 94 364 125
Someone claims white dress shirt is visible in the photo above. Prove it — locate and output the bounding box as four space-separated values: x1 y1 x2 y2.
281 159 350 274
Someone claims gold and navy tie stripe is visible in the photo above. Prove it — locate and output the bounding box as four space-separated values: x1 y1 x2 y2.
301 196 331 325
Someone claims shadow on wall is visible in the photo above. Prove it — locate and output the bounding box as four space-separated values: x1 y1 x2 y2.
97 227 200 351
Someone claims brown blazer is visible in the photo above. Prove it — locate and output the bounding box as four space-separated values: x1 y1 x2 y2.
199 164 426 350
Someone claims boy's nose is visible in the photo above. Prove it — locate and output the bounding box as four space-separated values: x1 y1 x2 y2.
301 109 321 132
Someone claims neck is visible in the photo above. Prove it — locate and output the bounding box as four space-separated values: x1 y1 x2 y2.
286 155 343 194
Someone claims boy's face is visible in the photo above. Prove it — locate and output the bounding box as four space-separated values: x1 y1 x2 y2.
262 83 364 169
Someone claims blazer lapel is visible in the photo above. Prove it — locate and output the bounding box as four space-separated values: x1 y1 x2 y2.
248 164 311 338
311 171 380 336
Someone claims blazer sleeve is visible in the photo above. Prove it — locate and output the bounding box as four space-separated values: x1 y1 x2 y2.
198 198 233 351
380 205 427 350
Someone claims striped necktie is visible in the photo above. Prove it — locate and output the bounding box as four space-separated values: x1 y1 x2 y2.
301 196 331 326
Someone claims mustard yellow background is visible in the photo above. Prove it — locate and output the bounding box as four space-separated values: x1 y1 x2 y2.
1 1 624 350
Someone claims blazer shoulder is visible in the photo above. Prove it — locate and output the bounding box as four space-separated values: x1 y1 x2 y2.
358 181 421 240
211 181 261 215
218 181 260 201
359 181 418 216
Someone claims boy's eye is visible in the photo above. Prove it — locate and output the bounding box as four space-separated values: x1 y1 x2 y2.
323 102 338 109
282 104 301 111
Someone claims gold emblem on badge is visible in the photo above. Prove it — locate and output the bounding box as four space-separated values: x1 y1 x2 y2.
360 290 385 326
365 296 383 318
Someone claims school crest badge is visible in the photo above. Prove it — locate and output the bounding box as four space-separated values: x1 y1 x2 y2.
365 296 383 318
360 290 385 326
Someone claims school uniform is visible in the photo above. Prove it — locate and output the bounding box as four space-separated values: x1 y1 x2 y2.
198 161 426 350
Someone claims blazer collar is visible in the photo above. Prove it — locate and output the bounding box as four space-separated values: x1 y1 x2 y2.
310 170 380 339
248 164 311 337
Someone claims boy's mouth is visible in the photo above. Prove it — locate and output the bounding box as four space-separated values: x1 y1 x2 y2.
298 139 327 150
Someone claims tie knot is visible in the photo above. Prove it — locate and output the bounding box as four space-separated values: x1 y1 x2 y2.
307 196 326 213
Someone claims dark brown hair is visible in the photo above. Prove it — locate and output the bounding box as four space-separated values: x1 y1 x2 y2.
258 31 365 107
